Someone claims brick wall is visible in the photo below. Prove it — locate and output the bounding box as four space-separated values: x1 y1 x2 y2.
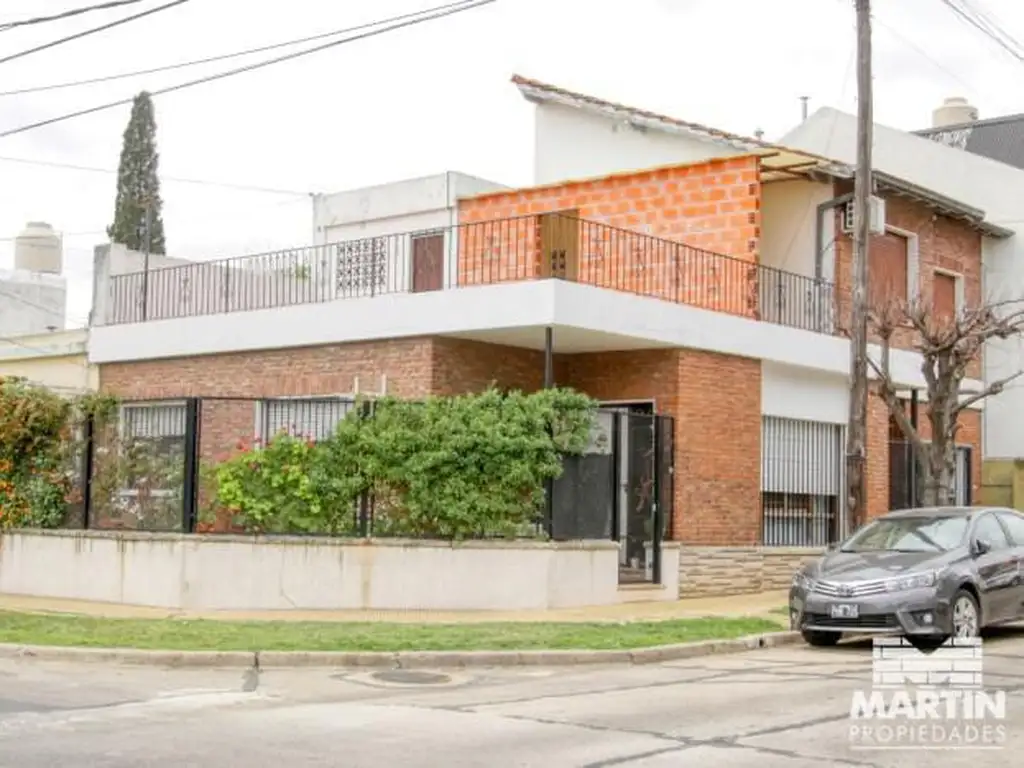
833 194 983 378
457 156 762 316
675 350 762 544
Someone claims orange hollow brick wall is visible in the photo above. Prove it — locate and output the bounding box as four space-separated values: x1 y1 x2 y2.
456 155 763 318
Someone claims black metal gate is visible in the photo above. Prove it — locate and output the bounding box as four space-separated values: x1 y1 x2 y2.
551 408 674 585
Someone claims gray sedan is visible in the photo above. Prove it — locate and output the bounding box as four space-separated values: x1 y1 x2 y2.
789 506 1024 646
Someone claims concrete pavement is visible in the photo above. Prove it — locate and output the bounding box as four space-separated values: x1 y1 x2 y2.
2 627 1024 766
0 590 790 623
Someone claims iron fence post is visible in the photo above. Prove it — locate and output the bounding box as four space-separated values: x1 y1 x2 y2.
651 416 663 586
81 412 95 529
182 397 201 533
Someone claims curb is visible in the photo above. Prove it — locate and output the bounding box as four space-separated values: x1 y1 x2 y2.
0 631 801 669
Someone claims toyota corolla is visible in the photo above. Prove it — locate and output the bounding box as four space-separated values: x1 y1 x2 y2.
789 506 1024 646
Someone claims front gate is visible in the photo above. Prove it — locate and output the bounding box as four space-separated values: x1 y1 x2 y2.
551 407 674 585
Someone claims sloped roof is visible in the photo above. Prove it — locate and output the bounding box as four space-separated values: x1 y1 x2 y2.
515 79 1012 237
781 107 1024 230
511 74 850 182
915 113 1024 171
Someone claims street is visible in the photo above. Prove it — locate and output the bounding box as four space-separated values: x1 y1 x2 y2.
2 629 1024 767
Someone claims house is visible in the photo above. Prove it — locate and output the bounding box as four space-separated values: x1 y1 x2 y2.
0 328 96 394
779 102 1024 468
85 81 1000 596
1 222 66 337
916 96 1024 170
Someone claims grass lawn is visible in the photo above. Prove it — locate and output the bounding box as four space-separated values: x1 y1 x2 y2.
0 612 782 653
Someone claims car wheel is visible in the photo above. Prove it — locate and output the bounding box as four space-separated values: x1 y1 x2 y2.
801 629 841 647
951 589 981 639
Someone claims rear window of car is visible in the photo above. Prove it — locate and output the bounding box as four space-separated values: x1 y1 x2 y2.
841 515 968 553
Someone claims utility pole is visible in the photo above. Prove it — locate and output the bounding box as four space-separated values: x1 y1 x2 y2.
140 199 152 321
846 0 873 532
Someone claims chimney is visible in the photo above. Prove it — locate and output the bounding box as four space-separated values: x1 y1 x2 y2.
932 97 978 129
800 96 809 122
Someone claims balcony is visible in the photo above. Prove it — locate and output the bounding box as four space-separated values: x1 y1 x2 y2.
100 215 835 335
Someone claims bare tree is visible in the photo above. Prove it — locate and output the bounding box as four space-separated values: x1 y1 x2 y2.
868 297 1024 506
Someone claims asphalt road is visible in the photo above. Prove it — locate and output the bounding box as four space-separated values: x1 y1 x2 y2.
3 629 1024 767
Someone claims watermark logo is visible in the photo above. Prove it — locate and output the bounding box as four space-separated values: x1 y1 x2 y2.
849 637 1007 751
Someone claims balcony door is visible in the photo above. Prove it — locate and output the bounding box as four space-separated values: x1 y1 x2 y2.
539 210 580 280
411 232 445 293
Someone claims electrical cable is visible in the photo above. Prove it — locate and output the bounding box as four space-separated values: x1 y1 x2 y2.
938 0 1024 62
0 154 312 196
0 0 148 32
0 0 481 98
0 0 190 67
0 0 495 140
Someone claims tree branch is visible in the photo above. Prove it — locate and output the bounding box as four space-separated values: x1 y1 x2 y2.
955 371 1024 416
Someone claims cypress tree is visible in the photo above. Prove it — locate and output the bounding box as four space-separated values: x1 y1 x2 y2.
107 91 166 254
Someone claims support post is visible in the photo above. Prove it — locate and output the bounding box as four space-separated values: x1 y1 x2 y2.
544 325 555 536
181 397 201 533
909 389 919 508
81 412 95 529
846 0 872 530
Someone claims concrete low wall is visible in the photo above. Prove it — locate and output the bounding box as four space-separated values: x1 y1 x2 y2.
0 530 629 612
679 547 824 597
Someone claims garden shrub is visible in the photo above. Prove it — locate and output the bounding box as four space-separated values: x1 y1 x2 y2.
215 387 595 539
0 378 116 530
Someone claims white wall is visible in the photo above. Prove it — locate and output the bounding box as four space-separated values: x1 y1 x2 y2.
533 103 741 185
760 180 835 279
761 362 848 424
781 109 1024 458
0 268 66 335
89 277 984 399
0 531 633 611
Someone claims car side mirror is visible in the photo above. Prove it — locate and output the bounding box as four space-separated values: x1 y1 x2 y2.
972 538 992 557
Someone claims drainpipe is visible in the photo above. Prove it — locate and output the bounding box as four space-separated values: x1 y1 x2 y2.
815 191 854 279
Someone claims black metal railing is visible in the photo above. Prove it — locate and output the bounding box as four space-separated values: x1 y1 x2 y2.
102 214 836 334
761 415 845 548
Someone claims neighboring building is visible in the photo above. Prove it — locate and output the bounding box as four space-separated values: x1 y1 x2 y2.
88 93 997 594
0 328 97 394
0 222 66 336
915 96 1024 170
780 104 1024 465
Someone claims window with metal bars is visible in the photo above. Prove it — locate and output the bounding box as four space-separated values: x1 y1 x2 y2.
118 402 187 497
761 415 845 547
256 397 357 443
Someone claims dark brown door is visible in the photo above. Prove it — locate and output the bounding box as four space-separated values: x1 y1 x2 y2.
933 271 957 321
539 210 580 280
867 232 909 307
411 233 444 292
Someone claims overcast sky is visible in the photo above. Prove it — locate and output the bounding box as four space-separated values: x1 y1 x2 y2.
2 0 1024 328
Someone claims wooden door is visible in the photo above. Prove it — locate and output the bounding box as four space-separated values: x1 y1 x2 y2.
867 232 909 306
933 271 957 320
539 210 580 280
411 233 444 293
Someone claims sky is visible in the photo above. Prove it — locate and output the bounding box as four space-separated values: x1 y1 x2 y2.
2 0 1024 328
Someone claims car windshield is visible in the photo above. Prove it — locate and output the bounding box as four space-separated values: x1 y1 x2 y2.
840 515 968 553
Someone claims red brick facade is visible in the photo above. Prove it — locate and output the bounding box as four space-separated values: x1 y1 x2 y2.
457 155 762 317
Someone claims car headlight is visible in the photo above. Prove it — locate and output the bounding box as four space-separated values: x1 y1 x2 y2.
792 571 815 590
884 571 938 592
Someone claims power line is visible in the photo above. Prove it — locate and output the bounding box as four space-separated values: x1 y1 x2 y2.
0 154 312 195
938 0 1024 62
0 0 495 140
0 0 190 67
0 2 478 98
0 0 147 32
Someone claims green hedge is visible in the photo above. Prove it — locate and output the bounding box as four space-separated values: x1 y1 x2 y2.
214 388 596 539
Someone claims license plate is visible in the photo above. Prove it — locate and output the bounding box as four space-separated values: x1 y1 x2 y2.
830 603 859 619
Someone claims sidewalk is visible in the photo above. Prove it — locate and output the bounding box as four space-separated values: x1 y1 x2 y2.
0 591 789 625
